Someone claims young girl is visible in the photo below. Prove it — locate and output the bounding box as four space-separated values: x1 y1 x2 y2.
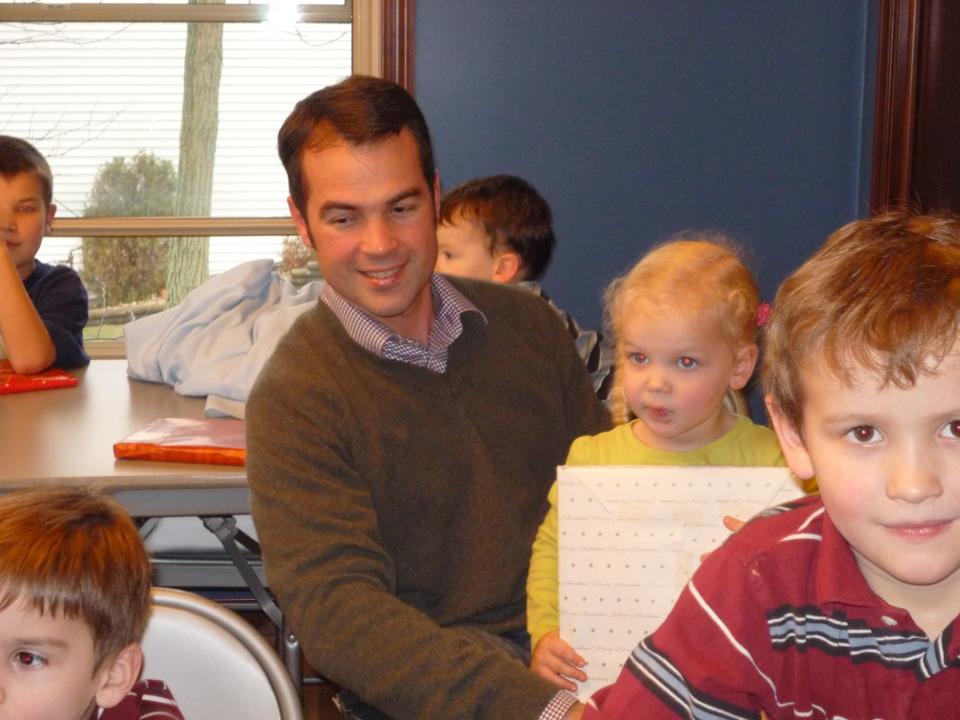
526 235 785 691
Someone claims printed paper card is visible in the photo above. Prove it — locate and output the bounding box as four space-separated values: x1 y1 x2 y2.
557 465 802 700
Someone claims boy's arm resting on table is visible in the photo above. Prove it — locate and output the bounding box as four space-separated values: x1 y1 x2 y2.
0 245 55 373
247 381 560 720
27 263 89 369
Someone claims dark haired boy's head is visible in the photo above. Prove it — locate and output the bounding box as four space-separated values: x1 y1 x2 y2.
0 135 57 279
436 175 555 283
0 135 53 206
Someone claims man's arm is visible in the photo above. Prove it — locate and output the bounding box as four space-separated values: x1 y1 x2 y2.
0 245 55 372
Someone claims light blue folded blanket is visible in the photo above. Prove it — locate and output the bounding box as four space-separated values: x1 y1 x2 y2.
124 259 321 418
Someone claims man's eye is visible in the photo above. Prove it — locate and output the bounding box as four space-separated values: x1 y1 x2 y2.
937 420 960 439
392 203 415 216
677 357 699 369
14 652 45 668
846 425 880 444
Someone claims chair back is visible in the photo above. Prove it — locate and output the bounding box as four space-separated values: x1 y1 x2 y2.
141 587 303 720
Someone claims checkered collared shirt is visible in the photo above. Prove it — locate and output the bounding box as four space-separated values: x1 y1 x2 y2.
319 273 485 373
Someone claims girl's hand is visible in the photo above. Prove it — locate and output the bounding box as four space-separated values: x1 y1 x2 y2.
700 515 746 561
531 630 588 692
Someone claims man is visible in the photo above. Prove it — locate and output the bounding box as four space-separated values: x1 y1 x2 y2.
247 75 609 720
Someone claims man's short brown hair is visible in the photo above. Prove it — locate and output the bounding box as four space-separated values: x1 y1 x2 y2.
0 488 151 670
763 211 960 429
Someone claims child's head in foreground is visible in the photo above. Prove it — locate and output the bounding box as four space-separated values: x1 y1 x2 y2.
605 234 761 446
763 211 960 630
0 487 151 719
436 174 555 284
0 135 56 280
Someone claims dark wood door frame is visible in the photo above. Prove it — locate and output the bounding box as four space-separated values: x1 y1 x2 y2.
871 0 920 212
381 0 416 93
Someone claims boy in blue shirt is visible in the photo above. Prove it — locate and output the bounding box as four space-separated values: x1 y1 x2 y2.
0 135 89 372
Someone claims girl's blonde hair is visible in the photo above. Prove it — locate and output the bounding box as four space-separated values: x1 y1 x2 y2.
605 233 761 424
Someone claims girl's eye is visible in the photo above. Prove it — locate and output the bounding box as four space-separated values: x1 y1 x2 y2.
846 425 880 444
627 352 647 365
14 652 45 668
937 420 960 439
677 356 699 369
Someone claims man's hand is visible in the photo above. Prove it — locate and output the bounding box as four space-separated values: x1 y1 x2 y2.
531 630 587 691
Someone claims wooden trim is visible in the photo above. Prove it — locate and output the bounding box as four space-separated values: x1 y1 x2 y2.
381 0 415 92
870 0 921 212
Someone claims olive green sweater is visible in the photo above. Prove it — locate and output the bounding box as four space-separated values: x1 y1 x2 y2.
247 278 610 720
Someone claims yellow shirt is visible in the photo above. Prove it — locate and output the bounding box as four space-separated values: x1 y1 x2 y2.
525 414 787 650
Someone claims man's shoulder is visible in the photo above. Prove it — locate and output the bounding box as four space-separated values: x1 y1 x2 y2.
446 276 565 336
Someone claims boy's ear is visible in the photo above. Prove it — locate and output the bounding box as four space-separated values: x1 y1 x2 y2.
287 196 315 251
45 202 57 234
492 251 523 284
729 343 759 391
765 395 815 480
95 643 143 709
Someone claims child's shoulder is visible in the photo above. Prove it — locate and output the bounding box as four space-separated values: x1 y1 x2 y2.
707 495 826 581
566 423 637 464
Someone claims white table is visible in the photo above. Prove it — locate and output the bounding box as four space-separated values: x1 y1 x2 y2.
0 359 248 516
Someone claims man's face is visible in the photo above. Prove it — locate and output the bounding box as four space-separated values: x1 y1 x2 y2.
0 172 55 280
770 352 960 608
436 214 499 282
289 128 440 343
0 600 106 720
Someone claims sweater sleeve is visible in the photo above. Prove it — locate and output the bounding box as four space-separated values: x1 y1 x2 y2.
247 354 561 720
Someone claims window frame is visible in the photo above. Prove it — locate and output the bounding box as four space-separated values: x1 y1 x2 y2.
1 0 415 355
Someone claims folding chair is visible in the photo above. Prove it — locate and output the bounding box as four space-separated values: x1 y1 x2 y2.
141 587 303 720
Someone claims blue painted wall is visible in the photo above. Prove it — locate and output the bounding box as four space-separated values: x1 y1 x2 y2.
416 2 877 334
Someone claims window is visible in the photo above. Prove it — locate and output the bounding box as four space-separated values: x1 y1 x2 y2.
0 0 412 353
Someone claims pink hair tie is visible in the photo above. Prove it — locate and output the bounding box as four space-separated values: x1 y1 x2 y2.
756 302 772 328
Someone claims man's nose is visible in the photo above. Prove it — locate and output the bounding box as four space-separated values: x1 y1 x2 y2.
359 217 398 255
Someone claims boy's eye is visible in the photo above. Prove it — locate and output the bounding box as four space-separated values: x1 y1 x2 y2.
676 356 699 370
937 420 960 439
627 352 647 365
14 652 46 668
846 425 880 444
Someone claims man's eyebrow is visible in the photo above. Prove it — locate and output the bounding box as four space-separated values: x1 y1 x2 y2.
318 187 426 216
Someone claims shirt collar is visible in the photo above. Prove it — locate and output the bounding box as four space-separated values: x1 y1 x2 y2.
319 273 485 364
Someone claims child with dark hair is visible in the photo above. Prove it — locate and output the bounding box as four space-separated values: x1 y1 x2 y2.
437 174 612 398
0 135 89 372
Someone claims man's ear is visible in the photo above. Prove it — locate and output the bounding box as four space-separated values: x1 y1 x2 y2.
287 196 315 250
729 343 759 391
765 395 815 480
95 643 143 709
492 251 523 284
432 171 441 221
